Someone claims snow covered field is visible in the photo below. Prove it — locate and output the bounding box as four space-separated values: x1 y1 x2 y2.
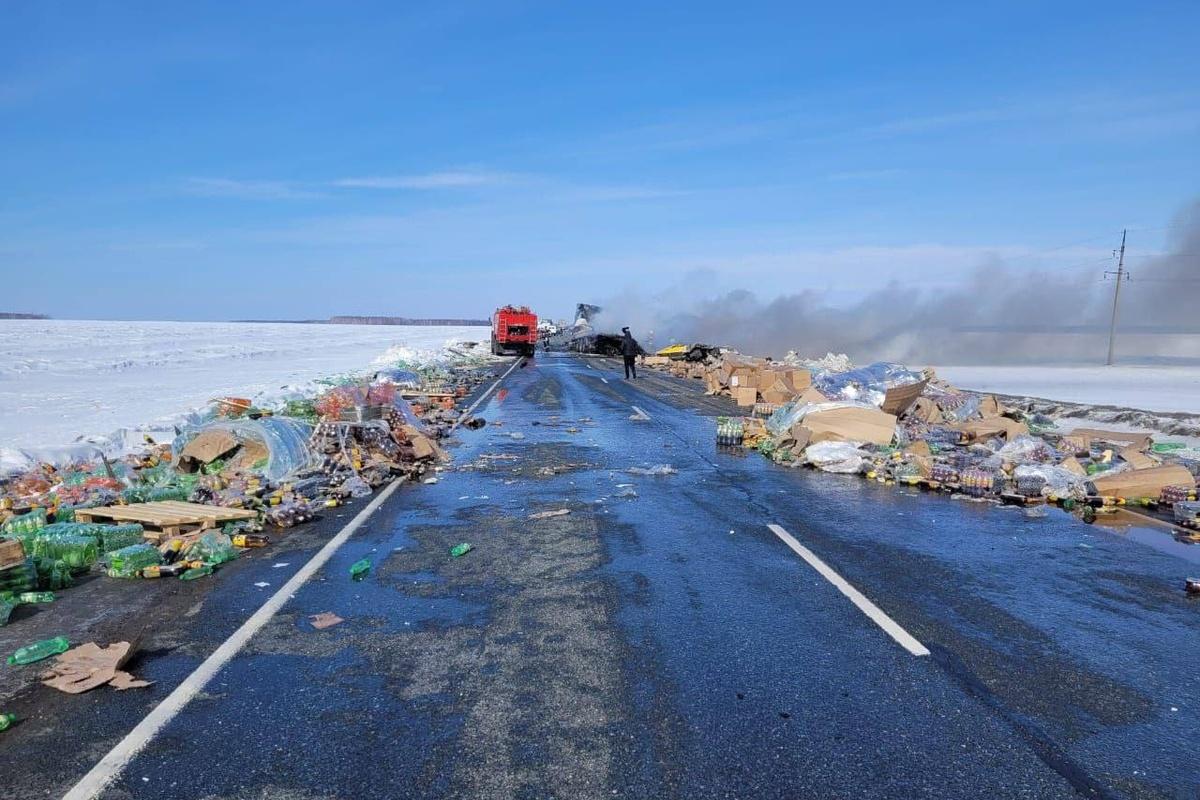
0 320 489 450
935 365 1200 414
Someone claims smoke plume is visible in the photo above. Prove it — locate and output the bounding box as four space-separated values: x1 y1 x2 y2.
594 199 1200 366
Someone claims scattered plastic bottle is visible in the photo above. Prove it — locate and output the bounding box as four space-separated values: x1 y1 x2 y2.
16 592 54 604
450 542 473 558
7 636 70 666
231 533 269 548
349 559 371 580
179 565 213 581
0 712 16 732
142 564 186 579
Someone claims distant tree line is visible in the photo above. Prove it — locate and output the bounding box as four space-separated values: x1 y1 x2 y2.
328 316 489 326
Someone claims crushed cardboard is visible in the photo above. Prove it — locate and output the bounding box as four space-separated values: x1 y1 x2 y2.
1119 446 1158 471
178 429 239 467
40 641 152 694
309 612 344 630
881 380 928 417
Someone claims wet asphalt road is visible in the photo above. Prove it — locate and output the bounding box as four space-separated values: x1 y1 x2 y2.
2 353 1198 799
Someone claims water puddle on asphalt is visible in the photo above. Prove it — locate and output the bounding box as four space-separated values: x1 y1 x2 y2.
1091 513 1200 565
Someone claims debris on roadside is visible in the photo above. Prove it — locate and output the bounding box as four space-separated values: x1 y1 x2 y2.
309 612 344 629
0 341 505 626
645 349 1200 530
349 558 372 580
7 635 70 666
39 640 151 693
449 542 474 558
0 712 16 731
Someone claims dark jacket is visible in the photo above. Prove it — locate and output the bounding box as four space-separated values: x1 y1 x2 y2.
621 333 640 358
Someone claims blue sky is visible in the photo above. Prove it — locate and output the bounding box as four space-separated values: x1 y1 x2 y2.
1 1 1197 321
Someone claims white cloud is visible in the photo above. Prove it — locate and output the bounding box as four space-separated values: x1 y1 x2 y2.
333 170 508 189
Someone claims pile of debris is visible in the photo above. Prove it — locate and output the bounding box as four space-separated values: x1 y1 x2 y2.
0 343 500 626
645 351 1200 529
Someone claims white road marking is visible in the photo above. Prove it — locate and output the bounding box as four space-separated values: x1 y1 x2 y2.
630 405 651 420
450 356 525 431
600 377 609 384
766 523 930 657
62 479 407 800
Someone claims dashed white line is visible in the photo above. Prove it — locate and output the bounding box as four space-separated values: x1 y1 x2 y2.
767 523 930 657
630 405 651 420
600 377 609 384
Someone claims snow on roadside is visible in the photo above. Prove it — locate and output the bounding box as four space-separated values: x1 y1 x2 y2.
934 365 1200 415
0 320 490 460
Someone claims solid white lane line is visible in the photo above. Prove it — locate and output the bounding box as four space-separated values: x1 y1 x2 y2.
450 356 524 431
767 524 930 657
630 405 650 420
63 479 406 800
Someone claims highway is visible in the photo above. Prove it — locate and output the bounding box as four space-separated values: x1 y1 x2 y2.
2 353 1197 799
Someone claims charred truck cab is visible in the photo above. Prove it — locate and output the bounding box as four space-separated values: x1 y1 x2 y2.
491 305 538 356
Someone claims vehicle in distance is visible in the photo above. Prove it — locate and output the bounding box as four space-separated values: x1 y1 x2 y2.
491 305 538 355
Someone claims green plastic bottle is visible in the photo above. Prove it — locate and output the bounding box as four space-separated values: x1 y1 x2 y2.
7 635 70 666
0 712 16 732
179 565 213 581
16 592 54 604
450 542 473 558
349 559 371 581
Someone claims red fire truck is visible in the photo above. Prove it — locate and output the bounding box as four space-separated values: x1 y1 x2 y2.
491 306 538 355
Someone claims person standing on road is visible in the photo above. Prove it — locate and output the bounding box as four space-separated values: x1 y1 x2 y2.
620 326 640 380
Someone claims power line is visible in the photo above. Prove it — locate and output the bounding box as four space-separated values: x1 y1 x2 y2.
1104 229 1127 366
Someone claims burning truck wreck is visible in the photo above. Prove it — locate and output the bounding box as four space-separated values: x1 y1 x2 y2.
547 302 715 359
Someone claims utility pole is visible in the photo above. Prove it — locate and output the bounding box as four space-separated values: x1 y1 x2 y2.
1104 229 1127 366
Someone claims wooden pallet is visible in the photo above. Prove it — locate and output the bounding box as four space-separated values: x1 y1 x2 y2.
74 501 256 539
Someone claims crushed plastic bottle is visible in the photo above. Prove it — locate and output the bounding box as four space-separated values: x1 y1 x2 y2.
7 635 69 666
16 592 53 604
0 712 16 732
349 559 371 580
450 542 473 558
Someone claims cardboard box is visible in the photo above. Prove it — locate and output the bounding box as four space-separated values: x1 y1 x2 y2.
642 356 671 366
1119 446 1158 470
881 380 928 417
1060 457 1088 476
1 537 25 569
179 429 239 466
803 407 897 445
795 387 829 405
910 397 943 424
978 395 1004 418
903 440 932 457
1070 428 1153 452
782 369 812 391
760 388 793 405
786 425 812 452
954 418 1028 441
735 386 759 407
1091 464 1194 499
